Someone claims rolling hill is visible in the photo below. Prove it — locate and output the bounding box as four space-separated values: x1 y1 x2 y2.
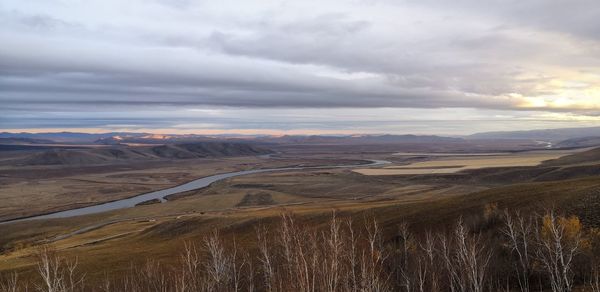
555 136 600 148
9 142 273 166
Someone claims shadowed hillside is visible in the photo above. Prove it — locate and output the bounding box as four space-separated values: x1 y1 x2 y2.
542 147 600 166
6 142 273 166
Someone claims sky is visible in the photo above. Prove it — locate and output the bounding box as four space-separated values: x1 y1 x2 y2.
1 0 600 135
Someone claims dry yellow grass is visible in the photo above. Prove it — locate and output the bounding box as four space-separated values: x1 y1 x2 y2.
1 147 599 286
0 156 362 221
354 150 576 175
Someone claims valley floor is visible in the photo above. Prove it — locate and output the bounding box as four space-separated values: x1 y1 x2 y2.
1 146 600 287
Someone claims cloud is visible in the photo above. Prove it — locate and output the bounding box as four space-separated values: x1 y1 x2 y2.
405 0 600 40
0 0 599 133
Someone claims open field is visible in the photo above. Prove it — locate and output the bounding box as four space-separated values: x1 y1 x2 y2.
2 171 600 285
0 165 478 250
1 145 600 288
0 155 487 261
0 155 366 221
354 149 584 175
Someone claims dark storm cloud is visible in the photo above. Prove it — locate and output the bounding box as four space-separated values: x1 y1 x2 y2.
0 36 510 109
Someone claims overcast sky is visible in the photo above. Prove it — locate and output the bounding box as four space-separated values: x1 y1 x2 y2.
1 0 599 135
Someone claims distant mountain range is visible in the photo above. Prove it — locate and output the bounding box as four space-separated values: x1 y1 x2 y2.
0 132 148 143
255 134 463 145
0 137 55 144
468 126 600 142
95 134 221 145
1 132 464 145
3 127 600 148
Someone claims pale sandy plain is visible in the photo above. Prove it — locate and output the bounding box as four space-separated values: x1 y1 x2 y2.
354 149 585 175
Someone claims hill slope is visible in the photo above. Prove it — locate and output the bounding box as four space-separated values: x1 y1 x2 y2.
555 136 600 148
12 142 272 166
542 147 600 166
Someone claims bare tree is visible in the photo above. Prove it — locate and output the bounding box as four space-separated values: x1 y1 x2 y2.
230 238 247 292
345 219 359 292
502 211 533 292
256 225 274 292
535 211 581 292
453 218 492 292
9 208 600 291
415 258 427 292
132 259 168 292
362 217 389 292
245 252 255 292
322 212 343 292
587 268 600 292
439 232 463 292
99 273 111 292
35 246 84 292
174 242 201 292
203 230 231 291
0 272 22 292
396 222 413 292
420 231 439 291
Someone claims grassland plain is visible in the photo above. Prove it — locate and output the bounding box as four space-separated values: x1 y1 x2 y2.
2 173 600 285
1 147 600 287
0 155 366 221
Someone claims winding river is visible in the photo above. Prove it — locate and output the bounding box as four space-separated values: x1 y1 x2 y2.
1 159 390 224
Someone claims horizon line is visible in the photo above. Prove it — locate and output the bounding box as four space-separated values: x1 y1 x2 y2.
2 124 600 137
